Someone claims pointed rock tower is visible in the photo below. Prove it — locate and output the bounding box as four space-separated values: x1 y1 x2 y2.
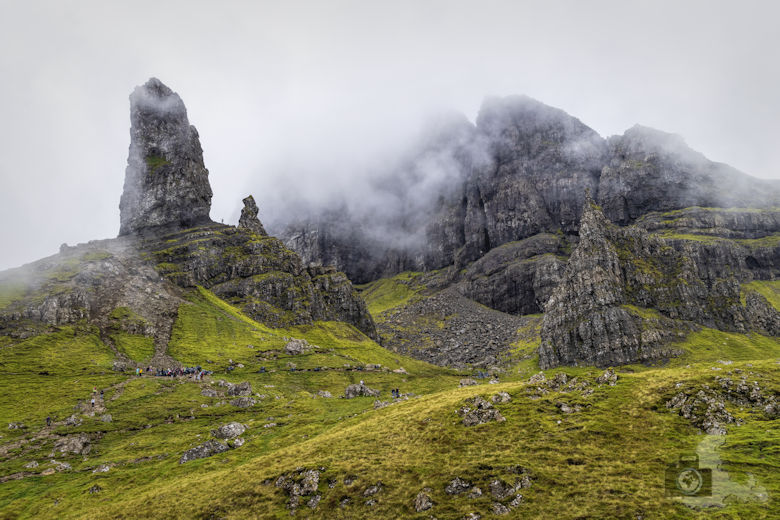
119 78 213 236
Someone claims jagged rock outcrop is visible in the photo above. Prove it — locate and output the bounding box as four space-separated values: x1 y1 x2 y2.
238 195 267 236
539 195 780 368
119 78 213 236
0 78 377 353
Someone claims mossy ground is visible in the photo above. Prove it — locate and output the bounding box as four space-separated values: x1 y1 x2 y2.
0 285 778 519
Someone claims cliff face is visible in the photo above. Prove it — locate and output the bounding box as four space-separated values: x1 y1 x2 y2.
538 197 779 368
280 96 779 284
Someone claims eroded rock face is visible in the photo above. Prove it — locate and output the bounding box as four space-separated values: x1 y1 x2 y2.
119 78 212 236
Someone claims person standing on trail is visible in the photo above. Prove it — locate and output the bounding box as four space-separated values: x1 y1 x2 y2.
90 397 95 408
100 389 104 400
46 416 51 427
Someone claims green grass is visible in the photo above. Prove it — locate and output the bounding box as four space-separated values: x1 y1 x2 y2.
0 287 777 519
358 272 425 316
144 154 170 173
742 280 780 310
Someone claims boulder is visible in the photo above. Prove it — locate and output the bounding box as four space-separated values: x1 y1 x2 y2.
491 392 511 403
458 396 506 426
344 383 380 399
459 378 478 387
227 382 252 397
230 397 256 408
414 489 434 512
445 477 472 495
212 422 246 440
179 440 229 464
284 338 310 355
53 434 91 456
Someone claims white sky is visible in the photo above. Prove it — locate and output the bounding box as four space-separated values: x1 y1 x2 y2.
1 0 778 270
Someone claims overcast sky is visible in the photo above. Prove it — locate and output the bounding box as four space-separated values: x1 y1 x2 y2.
1 0 778 270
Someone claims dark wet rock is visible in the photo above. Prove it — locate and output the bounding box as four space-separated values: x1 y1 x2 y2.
238 195 267 236
212 422 246 440
179 439 229 463
445 477 473 495
458 396 506 426
414 489 434 512
226 382 252 397
344 383 380 399
119 78 212 236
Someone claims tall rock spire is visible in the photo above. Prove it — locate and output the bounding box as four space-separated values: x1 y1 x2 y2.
118 78 213 236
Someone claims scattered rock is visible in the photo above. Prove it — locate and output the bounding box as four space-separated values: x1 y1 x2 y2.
556 401 582 414
100 414 112 423
414 489 434 512
263 423 277 428
666 390 734 435
458 396 506 426
53 434 91 456
51 460 71 472
528 372 546 384
212 422 246 440
41 468 55 476
459 378 478 387
491 392 511 403
317 390 333 398
92 464 110 473
490 478 522 500
229 397 256 408
393 367 408 374
201 388 218 398
7 422 27 430
307 494 321 509
229 438 245 449
179 440 229 464
596 368 618 386
467 487 483 498
284 338 310 355
445 477 472 495
365 498 377 506
274 468 321 511
24 461 38 469
64 414 82 427
492 502 510 515
509 494 524 507
88 485 102 494
462 513 481 520
363 483 382 496
227 382 252 397
344 383 380 399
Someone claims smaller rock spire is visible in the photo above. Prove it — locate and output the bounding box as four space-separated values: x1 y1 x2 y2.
238 195 267 236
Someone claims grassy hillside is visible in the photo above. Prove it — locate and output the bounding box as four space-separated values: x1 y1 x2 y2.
0 287 778 519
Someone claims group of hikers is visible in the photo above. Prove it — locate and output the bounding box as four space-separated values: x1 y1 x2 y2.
390 388 402 398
